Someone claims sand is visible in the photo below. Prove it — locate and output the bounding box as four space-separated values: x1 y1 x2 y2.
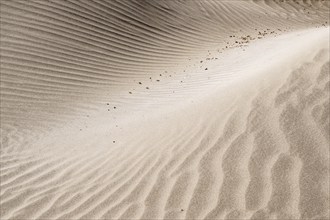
0 0 329 219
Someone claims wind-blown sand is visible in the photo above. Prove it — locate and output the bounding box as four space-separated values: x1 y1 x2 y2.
0 0 329 219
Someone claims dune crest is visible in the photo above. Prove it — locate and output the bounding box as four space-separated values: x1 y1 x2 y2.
0 1 329 220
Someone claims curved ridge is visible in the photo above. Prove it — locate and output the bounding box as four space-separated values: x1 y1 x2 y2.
0 1 329 220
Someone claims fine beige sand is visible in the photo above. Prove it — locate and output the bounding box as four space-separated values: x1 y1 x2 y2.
0 0 329 220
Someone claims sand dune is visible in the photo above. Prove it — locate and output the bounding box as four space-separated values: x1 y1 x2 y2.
0 0 329 219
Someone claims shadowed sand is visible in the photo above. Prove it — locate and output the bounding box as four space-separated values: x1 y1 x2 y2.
0 0 329 220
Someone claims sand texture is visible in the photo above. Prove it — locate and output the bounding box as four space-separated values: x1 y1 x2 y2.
0 0 329 219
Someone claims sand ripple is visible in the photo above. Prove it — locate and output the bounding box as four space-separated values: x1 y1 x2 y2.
0 0 329 219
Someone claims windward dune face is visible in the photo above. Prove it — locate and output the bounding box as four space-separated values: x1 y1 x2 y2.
0 0 329 219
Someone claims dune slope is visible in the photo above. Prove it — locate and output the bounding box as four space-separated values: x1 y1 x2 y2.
0 0 329 220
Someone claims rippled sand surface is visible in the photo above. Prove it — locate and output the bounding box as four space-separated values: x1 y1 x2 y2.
0 0 329 219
